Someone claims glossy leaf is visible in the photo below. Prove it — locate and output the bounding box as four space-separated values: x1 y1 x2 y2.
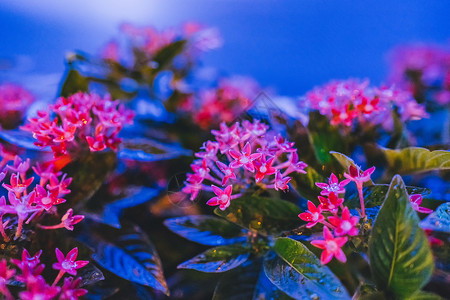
62 151 117 209
178 244 250 273
381 147 450 174
264 239 350 299
60 69 90 97
214 196 302 236
406 291 444 300
118 138 191 162
164 215 246 246
78 221 169 295
420 202 450 233
345 184 431 209
102 187 160 228
308 111 348 166
253 267 293 300
0 129 44 151
330 151 358 172
369 175 434 298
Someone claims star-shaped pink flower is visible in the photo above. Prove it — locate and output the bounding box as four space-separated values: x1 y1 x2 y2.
52 247 89 277
216 161 236 185
315 173 350 196
253 155 276 183
298 201 325 228
229 142 262 172
273 171 291 191
328 207 360 236
344 165 375 188
318 192 344 214
311 226 348 264
409 194 433 214
206 185 233 211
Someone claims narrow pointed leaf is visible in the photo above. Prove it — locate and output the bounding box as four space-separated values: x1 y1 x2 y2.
264 241 350 299
369 175 434 298
178 245 250 273
60 69 90 97
214 196 302 236
381 147 450 174
164 215 246 246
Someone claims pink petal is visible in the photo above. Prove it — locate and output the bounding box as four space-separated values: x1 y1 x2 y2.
310 240 327 249
321 250 334 264
206 197 219 206
67 247 78 261
211 185 223 196
334 249 347 263
55 248 64 263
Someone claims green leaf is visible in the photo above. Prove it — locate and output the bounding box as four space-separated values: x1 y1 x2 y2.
62 151 117 209
330 151 358 172
152 40 187 72
381 147 450 175
345 184 431 209
290 166 327 202
369 175 434 298
308 111 348 166
164 215 246 246
178 245 250 273
264 238 350 299
214 196 302 237
420 202 450 233
118 138 191 162
406 291 443 300
60 69 90 97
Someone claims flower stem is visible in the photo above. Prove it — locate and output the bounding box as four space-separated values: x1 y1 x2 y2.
52 270 65 286
15 217 24 239
357 184 366 218
0 219 9 242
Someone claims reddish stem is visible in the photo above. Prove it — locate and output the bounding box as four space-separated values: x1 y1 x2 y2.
357 183 366 218
52 270 66 286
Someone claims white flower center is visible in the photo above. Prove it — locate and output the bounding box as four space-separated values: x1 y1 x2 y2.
240 156 249 164
260 165 267 173
341 220 352 232
326 241 338 252
220 194 229 202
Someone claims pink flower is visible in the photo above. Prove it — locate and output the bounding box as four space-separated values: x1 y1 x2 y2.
216 161 236 185
344 165 375 188
11 249 45 283
311 226 348 264
286 152 308 174
2 173 34 196
7 156 31 178
298 201 325 228
32 162 62 187
273 171 291 191
409 194 433 214
191 159 210 179
253 155 276 183
206 185 233 211
0 258 15 283
229 142 262 172
19 275 61 300
34 185 66 211
86 135 106 152
328 207 360 236
61 209 85 230
315 173 350 196
59 277 88 300
182 173 203 200
195 141 219 160
53 248 89 277
318 192 344 214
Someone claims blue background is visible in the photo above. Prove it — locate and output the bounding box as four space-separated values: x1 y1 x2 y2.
1 0 449 99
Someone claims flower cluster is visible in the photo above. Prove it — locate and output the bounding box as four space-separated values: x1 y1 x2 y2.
183 77 260 129
183 120 308 210
0 247 88 300
388 44 450 105
0 156 83 241
101 22 222 63
0 83 34 129
22 92 134 157
302 79 428 129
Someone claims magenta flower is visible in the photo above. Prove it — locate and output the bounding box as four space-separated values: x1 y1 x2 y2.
46 173 72 196
229 142 262 172
328 207 360 236
0 259 15 300
409 194 433 214
19 275 61 300
52 248 89 286
206 185 233 211
318 192 344 214
253 155 276 183
285 152 308 174
191 159 210 179
195 141 219 160
7 156 31 179
216 161 236 185
273 171 291 191
32 162 62 187
41 209 84 231
298 201 325 228
2 173 34 196
315 173 350 196
344 165 376 187
182 173 203 201
11 249 45 283
59 277 88 300
311 226 348 264
35 185 65 211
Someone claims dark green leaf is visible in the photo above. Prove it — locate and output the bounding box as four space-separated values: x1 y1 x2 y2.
78 221 169 295
214 196 302 236
152 40 187 72
178 244 250 273
290 166 327 202
62 151 117 209
164 215 246 246
330 151 358 172
345 184 431 209
60 69 90 97
381 147 450 175
420 202 450 233
407 291 443 300
369 175 434 298
264 239 350 299
118 138 191 162
308 111 348 166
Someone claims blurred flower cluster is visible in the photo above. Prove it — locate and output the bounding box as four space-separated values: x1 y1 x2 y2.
22 92 134 157
0 247 88 300
388 44 450 105
0 83 34 129
0 155 83 241
183 119 308 210
302 79 428 130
